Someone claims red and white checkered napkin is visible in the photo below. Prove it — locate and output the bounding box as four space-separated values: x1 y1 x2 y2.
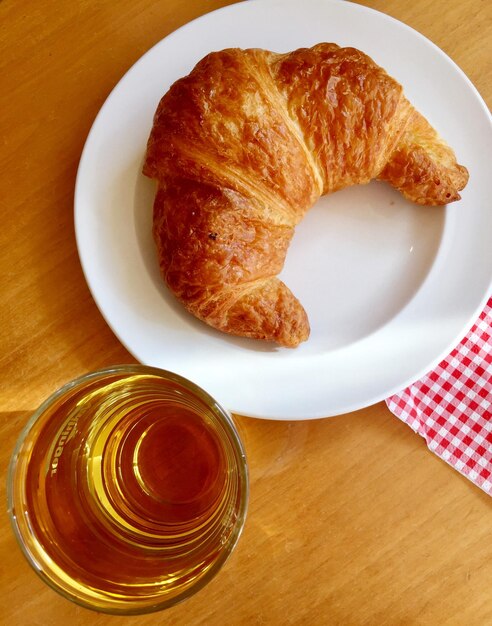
386 297 492 495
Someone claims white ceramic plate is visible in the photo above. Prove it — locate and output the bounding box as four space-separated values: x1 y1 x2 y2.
75 0 492 419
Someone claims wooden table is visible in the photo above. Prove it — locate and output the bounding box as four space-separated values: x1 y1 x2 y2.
1 1 491 624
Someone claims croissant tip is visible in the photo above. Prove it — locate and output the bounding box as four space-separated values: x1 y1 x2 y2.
274 324 311 348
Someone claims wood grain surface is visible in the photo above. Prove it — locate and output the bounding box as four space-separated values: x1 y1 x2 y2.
1 1 491 624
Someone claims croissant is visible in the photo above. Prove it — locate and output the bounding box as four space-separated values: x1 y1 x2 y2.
143 44 468 347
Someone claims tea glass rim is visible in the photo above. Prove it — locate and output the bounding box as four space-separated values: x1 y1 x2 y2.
7 363 249 615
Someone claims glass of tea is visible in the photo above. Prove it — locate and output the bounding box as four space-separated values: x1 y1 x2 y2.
8 365 248 614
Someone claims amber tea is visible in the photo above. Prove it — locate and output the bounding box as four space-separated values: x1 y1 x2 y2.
8 365 248 614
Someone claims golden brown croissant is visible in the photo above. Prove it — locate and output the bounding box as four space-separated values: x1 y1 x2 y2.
143 44 468 347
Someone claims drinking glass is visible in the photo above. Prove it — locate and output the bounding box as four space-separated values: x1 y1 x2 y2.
8 365 248 614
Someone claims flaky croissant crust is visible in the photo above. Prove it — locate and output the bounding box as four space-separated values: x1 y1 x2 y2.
143 44 468 347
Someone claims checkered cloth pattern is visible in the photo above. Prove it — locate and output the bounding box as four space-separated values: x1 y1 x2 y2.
386 297 492 496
